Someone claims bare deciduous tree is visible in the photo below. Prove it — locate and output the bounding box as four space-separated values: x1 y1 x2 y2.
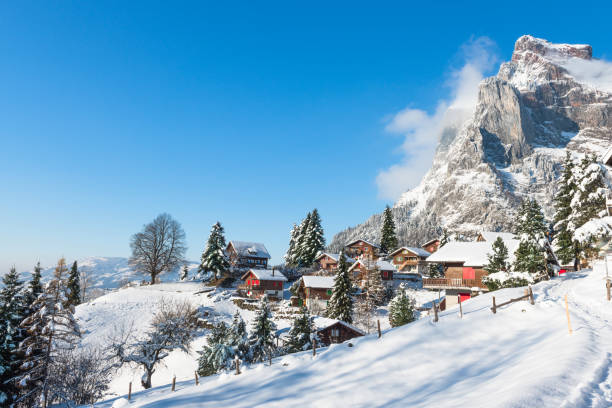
129 213 187 284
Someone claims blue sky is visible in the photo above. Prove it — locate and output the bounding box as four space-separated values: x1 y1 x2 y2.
1 1 611 272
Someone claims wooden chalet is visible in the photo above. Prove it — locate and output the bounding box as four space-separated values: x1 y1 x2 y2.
295 275 335 310
227 241 271 269
313 317 365 346
421 239 440 254
314 252 355 273
348 259 395 287
239 268 287 300
388 247 431 274
344 239 381 260
424 239 520 307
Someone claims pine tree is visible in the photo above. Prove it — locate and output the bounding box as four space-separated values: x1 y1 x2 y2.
248 296 277 363
439 229 451 247
16 258 80 407
326 251 353 323
25 262 43 308
484 237 509 274
199 222 230 280
197 322 233 376
180 264 189 281
300 209 325 267
284 223 300 267
294 213 311 267
513 199 548 276
380 205 398 254
553 152 578 265
388 287 415 328
0 267 26 405
66 261 81 306
227 310 250 361
366 265 386 306
285 307 314 353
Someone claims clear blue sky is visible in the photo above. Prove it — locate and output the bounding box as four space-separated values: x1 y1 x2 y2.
1 1 610 272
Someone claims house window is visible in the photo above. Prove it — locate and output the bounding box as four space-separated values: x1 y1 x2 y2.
331 328 339 337
383 271 388 279
396 256 403 262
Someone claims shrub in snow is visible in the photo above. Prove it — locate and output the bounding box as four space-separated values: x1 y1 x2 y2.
482 272 533 291
109 299 197 389
388 287 415 328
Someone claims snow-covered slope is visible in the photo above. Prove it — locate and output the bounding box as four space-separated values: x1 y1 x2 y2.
96 268 612 407
30 257 200 293
330 35 612 249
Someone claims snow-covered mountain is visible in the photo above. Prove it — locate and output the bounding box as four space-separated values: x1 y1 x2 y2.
28 256 200 292
330 35 612 250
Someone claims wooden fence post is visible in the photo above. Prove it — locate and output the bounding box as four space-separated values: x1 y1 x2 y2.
433 303 438 322
492 296 497 314
269 352 272 366
458 296 463 319
235 356 241 375
312 337 317 356
128 382 132 401
377 320 381 338
564 294 572 334
171 375 176 392
606 280 611 302
529 286 534 305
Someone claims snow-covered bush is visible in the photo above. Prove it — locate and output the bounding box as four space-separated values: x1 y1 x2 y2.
481 272 534 291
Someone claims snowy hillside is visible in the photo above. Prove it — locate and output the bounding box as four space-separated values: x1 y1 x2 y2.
30 257 200 293
96 268 612 407
330 35 612 250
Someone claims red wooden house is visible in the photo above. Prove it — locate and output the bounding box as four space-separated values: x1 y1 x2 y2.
421 239 440 254
239 268 287 300
314 252 355 273
348 259 395 287
344 239 381 260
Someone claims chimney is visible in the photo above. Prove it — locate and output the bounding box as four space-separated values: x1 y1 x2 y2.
272 268 275 276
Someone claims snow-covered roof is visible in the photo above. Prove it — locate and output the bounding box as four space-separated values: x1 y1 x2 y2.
314 252 355 263
602 147 612 167
426 240 520 267
312 316 365 335
388 247 431 258
242 269 287 281
349 259 395 272
478 231 517 242
301 275 335 289
228 241 271 259
421 238 439 248
345 239 380 249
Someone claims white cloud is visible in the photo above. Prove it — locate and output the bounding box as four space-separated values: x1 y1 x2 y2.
376 37 498 200
562 57 612 94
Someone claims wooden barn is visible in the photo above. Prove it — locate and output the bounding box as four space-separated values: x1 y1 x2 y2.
344 239 381 260
313 317 365 346
295 275 335 311
227 241 271 269
314 252 355 273
421 239 440 254
349 259 395 287
239 268 287 299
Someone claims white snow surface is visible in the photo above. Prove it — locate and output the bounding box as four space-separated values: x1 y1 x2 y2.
92 268 612 407
427 240 520 267
301 275 335 289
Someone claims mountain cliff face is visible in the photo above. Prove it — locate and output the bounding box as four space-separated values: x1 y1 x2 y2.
329 35 612 251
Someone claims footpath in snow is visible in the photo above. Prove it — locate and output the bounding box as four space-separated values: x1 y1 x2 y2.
94 268 612 408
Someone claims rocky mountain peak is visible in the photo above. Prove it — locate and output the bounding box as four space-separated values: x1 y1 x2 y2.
512 35 592 62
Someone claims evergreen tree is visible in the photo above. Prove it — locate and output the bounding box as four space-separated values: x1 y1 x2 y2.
16 258 80 407
67 261 81 306
285 307 313 353
484 237 509 274
248 296 277 363
180 264 189 281
227 310 250 361
513 199 548 276
366 265 386 306
326 251 353 323
388 287 415 328
0 267 26 405
294 213 311 267
25 262 43 307
199 222 230 279
380 205 398 254
197 322 233 376
299 209 325 267
553 152 577 265
284 223 300 267
439 229 451 247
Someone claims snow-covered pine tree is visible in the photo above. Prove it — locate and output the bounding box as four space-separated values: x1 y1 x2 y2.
66 261 81 306
285 307 313 353
294 213 311 267
300 209 325 267
379 205 398 254
16 258 81 407
439 229 451 247
484 237 509 274
197 322 234 376
366 265 386 306
248 296 277 363
568 154 608 262
180 264 189 281
513 199 549 277
24 262 43 308
388 287 415 328
553 151 578 265
199 222 230 280
0 266 26 405
326 251 353 323
284 223 300 267
227 310 250 361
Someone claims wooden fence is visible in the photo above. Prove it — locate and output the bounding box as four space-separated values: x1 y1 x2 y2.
491 286 534 314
